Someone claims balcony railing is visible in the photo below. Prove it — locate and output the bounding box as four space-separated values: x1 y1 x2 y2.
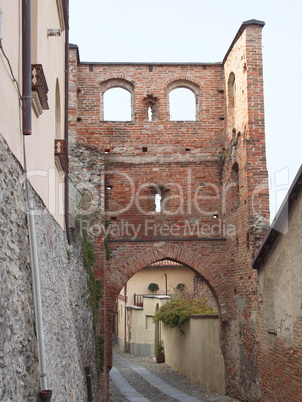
133 293 172 308
134 294 144 307
32 64 49 110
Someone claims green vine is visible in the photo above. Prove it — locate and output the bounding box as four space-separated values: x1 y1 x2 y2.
104 235 112 260
95 335 105 379
82 230 104 377
66 249 72 263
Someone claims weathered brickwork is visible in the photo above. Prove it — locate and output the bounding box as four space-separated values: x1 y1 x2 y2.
69 21 271 401
0 135 100 401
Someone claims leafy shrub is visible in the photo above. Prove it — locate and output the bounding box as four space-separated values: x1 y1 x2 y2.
153 294 217 330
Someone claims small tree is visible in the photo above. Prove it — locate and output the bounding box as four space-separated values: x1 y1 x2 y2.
148 283 159 293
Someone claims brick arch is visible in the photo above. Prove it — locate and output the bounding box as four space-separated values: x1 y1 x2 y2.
165 75 203 88
98 74 136 86
106 243 230 321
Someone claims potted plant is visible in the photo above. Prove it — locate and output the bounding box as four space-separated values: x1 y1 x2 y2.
154 339 165 363
148 283 159 293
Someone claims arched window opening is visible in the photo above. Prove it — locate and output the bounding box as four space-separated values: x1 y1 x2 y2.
155 193 162 212
103 87 132 121
143 94 158 122
148 106 152 121
100 79 134 121
228 72 236 110
169 87 196 121
55 79 61 139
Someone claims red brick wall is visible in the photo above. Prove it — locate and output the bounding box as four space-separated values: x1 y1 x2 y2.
69 21 270 401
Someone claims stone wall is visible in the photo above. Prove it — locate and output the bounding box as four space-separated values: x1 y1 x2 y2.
0 134 100 401
256 189 302 400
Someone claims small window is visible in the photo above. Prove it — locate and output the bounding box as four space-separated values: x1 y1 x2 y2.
228 72 236 110
155 193 162 212
143 95 158 121
104 88 131 121
169 88 196 121
148 107 152 121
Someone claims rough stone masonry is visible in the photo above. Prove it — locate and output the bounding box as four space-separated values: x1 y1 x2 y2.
0 134 100 401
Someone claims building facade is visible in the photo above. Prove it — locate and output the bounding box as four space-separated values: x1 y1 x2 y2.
0 1 100 400
69 20 270 400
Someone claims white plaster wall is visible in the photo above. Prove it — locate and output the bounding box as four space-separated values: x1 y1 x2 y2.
162 316 226 395
123 265 196 305
130 296 170 345
0 0 66 227
0 2 23 163
117 296 170 356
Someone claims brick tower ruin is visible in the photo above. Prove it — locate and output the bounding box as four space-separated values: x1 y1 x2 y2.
69 20 269 400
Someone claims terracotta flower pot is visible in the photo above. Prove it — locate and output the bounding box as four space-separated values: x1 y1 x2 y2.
156 354 165 363
39 390 52 401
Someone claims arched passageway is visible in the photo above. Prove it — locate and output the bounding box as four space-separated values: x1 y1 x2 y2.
115 258 219 356
99 243 231 396
110 255 227 395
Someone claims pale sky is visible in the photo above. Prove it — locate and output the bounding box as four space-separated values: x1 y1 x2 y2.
69 0 302 220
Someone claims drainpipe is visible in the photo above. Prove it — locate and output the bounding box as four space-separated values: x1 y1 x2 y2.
27 198 48 391
22 0 31 136
22 0 49 393
164 273 167 295
64 0 72 245
85 366 93 401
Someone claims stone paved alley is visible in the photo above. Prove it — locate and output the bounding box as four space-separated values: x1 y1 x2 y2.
109 345 238 402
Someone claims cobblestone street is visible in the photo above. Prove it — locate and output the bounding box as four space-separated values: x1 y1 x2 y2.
109 345 238 401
